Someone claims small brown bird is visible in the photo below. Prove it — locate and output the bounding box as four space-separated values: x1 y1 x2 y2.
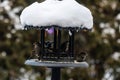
33 42 41 55
45 41 54 51
29 42 41 59
80 51 87 61
77 51 88 62
60 41 69 52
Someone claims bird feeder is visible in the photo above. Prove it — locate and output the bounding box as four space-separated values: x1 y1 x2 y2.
24 25 88 62
20 0 93 80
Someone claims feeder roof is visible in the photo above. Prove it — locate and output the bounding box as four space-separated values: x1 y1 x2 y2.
20 0 93 30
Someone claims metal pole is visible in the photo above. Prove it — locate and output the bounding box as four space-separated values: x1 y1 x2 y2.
58 29 61 49
40 29 45 60
51 67 61 80
58 29 61 59
71 30 74 58
54 28 57 52
69 30 74 59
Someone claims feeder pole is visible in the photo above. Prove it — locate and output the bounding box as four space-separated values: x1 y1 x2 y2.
51 67 61 80
51 28 61 80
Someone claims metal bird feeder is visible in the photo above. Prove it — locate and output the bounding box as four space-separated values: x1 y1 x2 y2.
24 26 89 80
24 25 89 64
20 0 93 80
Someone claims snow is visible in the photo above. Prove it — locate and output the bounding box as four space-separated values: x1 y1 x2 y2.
102 68 114 80
100 22 117 38
116 13 120 20
0 0 23 29
111 52 120 61
20 0 93 29
69 30 72 36
0 0 11 11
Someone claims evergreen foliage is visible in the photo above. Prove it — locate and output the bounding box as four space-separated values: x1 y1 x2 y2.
0 0 120 80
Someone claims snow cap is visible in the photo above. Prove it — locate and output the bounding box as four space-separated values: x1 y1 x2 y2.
20 0 93 30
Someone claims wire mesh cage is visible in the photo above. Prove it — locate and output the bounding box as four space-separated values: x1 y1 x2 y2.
25 25 90 62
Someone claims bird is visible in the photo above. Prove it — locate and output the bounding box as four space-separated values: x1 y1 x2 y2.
29 42 41 59
44 41 54 53
60 41 69 52
77 51 88 62
45 41 53 49
33 42 41 54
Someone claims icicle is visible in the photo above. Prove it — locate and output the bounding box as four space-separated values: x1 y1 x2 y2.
69 30 72 36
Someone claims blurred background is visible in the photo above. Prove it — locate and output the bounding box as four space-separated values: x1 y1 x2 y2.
0 0 120 80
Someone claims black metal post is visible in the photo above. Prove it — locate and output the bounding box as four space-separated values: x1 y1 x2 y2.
40 29 45 60
54 28 57 52
51 67 61 80
57 29 61 59
58 29 61 49
69 30 74 59
71 31 74 57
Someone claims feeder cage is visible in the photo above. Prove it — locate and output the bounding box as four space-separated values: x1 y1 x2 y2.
23 26 90 68
24 25 89 62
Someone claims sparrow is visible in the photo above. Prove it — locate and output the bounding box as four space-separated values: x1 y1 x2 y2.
77 51 88 62
45 41 53 49
60 41 69 52
80 51 87 61
29 42 41 59
33 42 41 54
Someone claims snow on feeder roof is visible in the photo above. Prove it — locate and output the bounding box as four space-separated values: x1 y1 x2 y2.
20 0 93 30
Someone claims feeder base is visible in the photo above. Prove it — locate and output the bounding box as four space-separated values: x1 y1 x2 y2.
25 59 89 67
